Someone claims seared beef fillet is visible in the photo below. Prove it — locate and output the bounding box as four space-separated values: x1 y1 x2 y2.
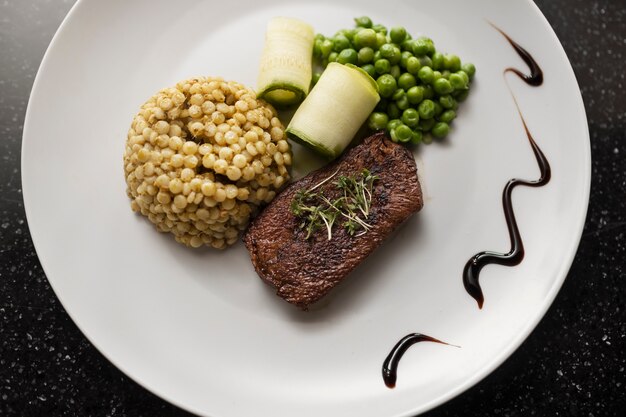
243 133 423 309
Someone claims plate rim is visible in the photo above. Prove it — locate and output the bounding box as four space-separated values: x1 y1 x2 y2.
20 0 591 416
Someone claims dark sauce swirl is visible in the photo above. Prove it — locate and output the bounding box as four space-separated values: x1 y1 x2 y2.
382 25 551 389
382 333 455 388
492 24 544 85
463 25 550 308
463 118 551 307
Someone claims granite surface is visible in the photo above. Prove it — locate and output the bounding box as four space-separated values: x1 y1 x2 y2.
1 0 624 416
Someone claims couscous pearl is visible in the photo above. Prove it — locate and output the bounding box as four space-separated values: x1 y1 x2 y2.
232 154 247 169
226 166 242 181
182 141 198 155
168 136 182 151
225 184 239 199
213 159 228 174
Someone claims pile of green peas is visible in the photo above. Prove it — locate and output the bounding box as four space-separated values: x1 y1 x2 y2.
312 16 476 145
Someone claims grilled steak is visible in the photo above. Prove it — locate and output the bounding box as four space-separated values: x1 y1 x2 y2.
243 133 423 309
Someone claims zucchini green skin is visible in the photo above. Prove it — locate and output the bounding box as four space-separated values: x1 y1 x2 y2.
285 127 337 159
257 17 314 108
258 81 306 109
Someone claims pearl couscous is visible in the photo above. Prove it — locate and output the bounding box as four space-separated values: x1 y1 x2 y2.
124 77 291 248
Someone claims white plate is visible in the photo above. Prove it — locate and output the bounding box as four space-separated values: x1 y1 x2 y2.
22 0 590 416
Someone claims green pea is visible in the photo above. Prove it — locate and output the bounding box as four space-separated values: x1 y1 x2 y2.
354 16 373 28
406 57 421 75
432 71 442 83
401 39 415 53
387 103 400 119
373 50 382 62
337 48 358 65
407 86 424 104
392 89 405 101
311 72 322 85
380 44 395 59
320 39 334 58
375 59 391 75
380 43 402 65
398 73 417 90
439 109 456 123
410 130 423 145
418 56 433 68
419 117 435 131
439 95 457 109
368 112 389 130
389 47 402 64
431 52 444 70
448 73 466 90
401 108 420 128
396 94 410 110
372 24 388 35
328 52 338 63
417 36 435 56
457 70 470 85
443 54 461 71
434 78 453 95
461 63 476 79
333 35 351 52
394 124 413 143
425 40 436 56
376 33 387 49
390 26 407 44
431 122 450 138
361 64 377 79
418 99 436 119
390 65 401 79
412 39 430 56
376 74 397 98
441 70 451 79
358 47 375 64
400 51 413 68
387 118 402 132
354 29 377 49
422 133 433 144
418 66 435 84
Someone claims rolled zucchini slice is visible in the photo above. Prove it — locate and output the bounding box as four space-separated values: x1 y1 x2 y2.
286 63 380 159
257 17 315 108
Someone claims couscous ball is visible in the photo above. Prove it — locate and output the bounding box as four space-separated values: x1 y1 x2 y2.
123 77 291 248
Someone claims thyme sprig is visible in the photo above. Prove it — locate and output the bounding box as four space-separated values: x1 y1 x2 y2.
290 169 379 240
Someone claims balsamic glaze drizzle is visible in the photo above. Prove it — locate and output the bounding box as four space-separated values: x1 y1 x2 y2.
382 25 551 389
463 117 551 307
492 24 544 86
382 333 454 388
462 24 550 308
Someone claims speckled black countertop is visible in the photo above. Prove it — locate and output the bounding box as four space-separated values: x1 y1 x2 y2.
1 1 624 416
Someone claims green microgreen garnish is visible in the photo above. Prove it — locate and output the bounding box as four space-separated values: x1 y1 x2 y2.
290 168 379 240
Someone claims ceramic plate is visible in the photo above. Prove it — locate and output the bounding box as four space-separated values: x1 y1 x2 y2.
22 0 590 416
